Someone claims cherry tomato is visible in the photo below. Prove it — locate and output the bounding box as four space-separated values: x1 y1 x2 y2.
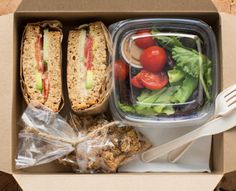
131 73 144 88
114 60 129 81
140 46 167 73
135 30 156 49
139 70 168 90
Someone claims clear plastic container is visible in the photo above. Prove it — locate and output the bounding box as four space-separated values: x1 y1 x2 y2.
109 18 218 128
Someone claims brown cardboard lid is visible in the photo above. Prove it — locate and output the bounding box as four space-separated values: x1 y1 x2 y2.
13 173 222 191
0 13 14 173
16 0 217 13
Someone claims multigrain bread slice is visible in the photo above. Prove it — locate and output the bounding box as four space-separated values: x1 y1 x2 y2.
20 21 64 112
21 25 45 104
67 22 111 114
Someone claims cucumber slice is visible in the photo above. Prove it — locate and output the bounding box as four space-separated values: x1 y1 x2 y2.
43 28 49 65
78 29 87 62
86 70 93 89
35 72 43 92
168 69 185 84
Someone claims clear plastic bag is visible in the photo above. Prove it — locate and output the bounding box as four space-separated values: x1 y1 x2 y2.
16 104 151 173
16 131 74 169
16 104 77 169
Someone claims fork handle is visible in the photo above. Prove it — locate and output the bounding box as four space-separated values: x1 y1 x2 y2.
167 142 194 163
141 111 236 163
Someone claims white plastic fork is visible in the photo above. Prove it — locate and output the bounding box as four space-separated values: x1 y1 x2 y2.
168 84 236 163
141 84 236 163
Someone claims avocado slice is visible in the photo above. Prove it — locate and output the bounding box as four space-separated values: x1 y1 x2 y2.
43 28 49 66
85 70 93 89
35 72 43 92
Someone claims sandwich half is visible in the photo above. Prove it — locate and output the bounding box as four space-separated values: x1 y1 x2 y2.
20 21 63 112
67 22 111 114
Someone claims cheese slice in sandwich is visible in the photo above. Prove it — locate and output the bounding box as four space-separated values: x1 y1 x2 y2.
20 21 63 112
67 22 111 113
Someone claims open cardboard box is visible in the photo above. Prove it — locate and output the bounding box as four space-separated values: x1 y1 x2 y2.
0 0 236 190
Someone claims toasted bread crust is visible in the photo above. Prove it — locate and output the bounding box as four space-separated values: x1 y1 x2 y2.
67 22 107 111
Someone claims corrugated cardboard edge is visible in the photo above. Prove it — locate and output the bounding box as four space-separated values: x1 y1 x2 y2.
0 13 14 173
13 174 222 191
20 20 64 112
70 21 112 115
16 0 217 13
220 13 236 174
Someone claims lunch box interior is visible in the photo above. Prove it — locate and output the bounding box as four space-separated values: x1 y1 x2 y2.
13 11 221 174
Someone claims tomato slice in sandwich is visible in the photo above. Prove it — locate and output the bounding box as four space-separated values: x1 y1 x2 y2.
43 75 49 101
35 35 44 73
84 36 93 70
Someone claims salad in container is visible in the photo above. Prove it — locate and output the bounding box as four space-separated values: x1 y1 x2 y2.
109 18 218 128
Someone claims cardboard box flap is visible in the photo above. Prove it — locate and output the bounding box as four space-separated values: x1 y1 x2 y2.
0 13 14 173
16 0 217 13
220 13 236 88
13 174 222 191
223 129 236 173
220 12 236 173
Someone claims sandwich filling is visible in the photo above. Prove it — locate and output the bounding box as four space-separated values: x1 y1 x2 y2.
78 29 94 90
34 28 49 101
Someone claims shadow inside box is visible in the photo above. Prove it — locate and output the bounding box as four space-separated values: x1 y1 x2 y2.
215 171 236 191
0 171 22 191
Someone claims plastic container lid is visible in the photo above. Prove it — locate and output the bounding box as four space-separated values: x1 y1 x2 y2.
109 18 218 128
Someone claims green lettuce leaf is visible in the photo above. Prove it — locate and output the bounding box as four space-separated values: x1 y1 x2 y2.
173 75 198 103
172 46 212 100
151 30 183 49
